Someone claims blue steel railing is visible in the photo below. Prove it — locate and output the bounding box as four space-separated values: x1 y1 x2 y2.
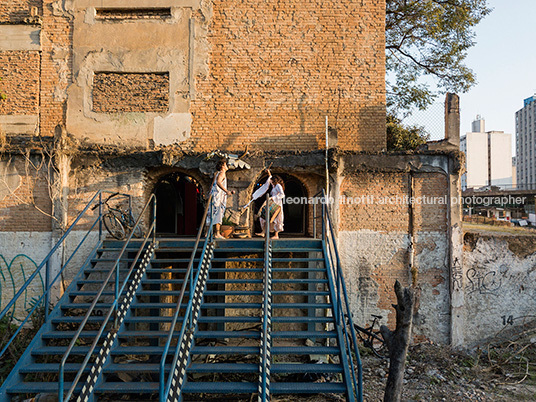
0 190 131 359
259 192 271 401
159 194 213 401
321 190 363 402
59 193 156 402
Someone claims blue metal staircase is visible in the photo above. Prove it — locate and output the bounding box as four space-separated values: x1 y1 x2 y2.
0 191 362 401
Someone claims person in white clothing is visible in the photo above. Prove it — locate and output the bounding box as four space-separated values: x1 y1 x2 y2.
254 170 285 239
208 159 235 239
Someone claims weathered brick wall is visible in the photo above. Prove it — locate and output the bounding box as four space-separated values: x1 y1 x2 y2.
92 72 169 113
190 0 386 152
0 51 40 115
0 0 41 23
0 156 52 232
338 171 450 343
39 0 72 138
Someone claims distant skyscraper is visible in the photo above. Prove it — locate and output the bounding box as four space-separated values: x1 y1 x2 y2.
461 116 513 190
516 95 536 189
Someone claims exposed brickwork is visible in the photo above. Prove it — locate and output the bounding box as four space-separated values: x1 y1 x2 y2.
0 156 52 232
0 0 41 24
39 0 72 138
95 8 172 21
92 72 170 113
0 51 40 115
189 0 386 153
339 172 448 232
340 172 409 232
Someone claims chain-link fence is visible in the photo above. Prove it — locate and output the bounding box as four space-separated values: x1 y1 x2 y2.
402 101 446 141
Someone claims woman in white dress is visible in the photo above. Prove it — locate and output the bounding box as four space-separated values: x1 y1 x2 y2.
208 159 235 239
255 170 285 239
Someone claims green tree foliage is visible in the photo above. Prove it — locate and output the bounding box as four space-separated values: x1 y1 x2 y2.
386 0 491 114
387 114 430 151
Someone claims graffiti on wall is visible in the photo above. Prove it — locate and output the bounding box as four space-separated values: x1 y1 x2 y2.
465 267 502 295
0 254 44 322
452 257 463 291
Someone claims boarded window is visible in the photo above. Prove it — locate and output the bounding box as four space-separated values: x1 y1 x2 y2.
95 8 172 21
92 72 169 113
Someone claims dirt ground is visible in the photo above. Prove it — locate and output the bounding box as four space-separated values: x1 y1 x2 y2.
360 339 536 402
272 325 536 402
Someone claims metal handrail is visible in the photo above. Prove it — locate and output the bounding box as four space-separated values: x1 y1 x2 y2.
0 190 130 358
260 192 271 400
321 189 363 401
160 194 214 401
59 194 156 402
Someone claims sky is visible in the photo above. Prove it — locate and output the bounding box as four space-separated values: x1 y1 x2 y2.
405 0 536 154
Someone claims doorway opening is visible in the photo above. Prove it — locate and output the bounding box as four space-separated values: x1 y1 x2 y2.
154 172 205 236
252 173 308 236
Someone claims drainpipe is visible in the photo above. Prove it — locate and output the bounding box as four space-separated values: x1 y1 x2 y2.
408 172 416 286
325 116 329 199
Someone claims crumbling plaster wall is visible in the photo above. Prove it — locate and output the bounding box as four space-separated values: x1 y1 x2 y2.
66 0 208 148
335 153 461 344
462 233 536 347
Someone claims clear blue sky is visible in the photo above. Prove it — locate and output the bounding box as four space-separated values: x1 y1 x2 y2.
406 0 536 154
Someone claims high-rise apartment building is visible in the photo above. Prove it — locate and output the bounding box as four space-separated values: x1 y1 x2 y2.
461 116 513 190
516 95 536 189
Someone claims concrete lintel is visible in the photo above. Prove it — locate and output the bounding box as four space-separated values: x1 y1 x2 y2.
0 115 39 135
339 153 463 176
0 25 41 51
76 0 201 9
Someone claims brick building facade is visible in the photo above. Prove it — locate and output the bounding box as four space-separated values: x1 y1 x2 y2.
0 1 469 345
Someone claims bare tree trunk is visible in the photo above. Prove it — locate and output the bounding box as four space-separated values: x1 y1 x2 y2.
380 280 415 402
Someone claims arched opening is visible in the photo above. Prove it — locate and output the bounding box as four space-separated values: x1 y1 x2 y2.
154 172 205 236
252 173 308 236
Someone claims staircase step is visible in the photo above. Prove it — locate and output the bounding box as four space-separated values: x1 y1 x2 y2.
273 291 329 296
95 382 159 393
272 346 340 355
6 382 82 394
118 330 181 338
69 290 116 296
182 381 257 394
272 279 328 284
104 363 170 373
189 363 258 373
272 258 324 262
42 331 103 339
211 257 263 262
272 268 325 272
32 346 98 355
214 248 263 253
62 303 113 310
194 330 259 339
206 279 263 284
272 331 337 338
209 268 263 273
90 258 137 263
51 316 106 324
272 316 333 323
191 346 258 355
272 363 343 373
271 382 346 394
272 248 321 253
273 303 331 309
197 316 261 323
19 363 90 374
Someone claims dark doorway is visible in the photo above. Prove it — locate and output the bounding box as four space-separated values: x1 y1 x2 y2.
154 173 205 236
252 173 307 236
